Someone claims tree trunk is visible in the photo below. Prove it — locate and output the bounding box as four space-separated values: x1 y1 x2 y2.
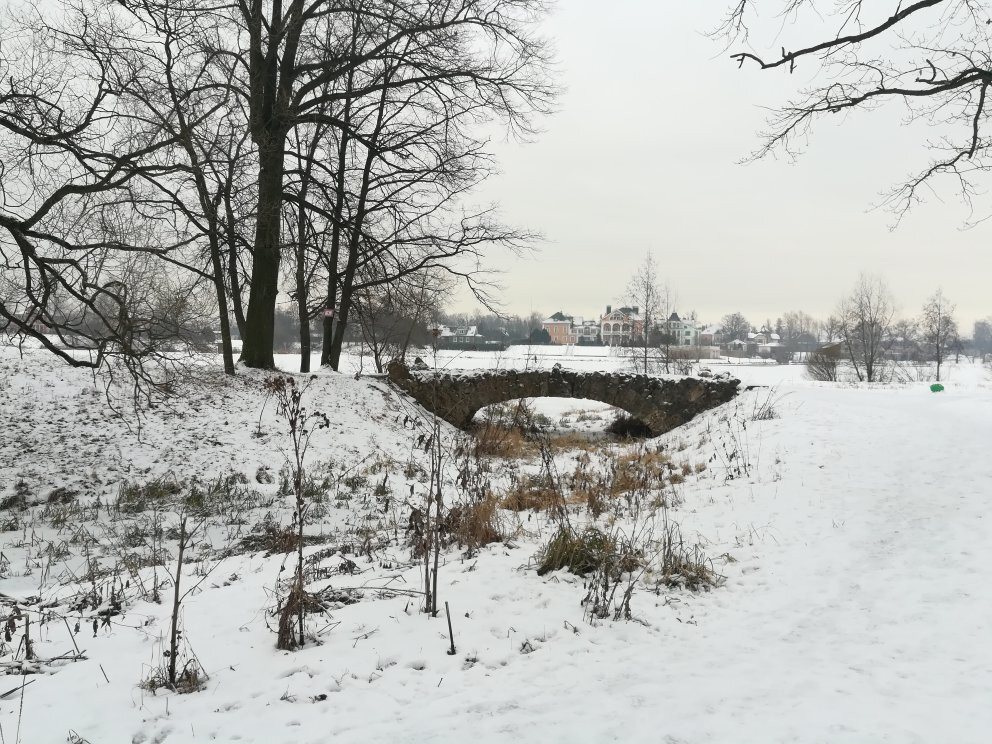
225 193 247 339
211 243 236 375
328 280 354 370
296 189 311 373
241 140 285 369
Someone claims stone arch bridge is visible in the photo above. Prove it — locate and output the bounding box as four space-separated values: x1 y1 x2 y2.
387 361 740 436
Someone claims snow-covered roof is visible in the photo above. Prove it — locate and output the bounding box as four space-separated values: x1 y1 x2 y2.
602 307 643 322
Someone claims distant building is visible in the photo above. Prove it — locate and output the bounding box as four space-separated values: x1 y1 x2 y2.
432 325 508 350
573 319 600 345
748 330 781 346
698 324 723 347
600 305 643 347
660 312 699 346
542 311 576 345
748 330 783 358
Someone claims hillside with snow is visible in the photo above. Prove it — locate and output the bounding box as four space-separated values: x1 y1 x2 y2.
2 346 991 743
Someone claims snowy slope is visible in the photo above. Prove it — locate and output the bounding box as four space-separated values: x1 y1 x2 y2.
2 347 992 743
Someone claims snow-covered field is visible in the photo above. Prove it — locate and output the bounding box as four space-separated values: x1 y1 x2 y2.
2 345 991 743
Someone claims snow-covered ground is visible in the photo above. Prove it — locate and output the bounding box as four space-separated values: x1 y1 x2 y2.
2 345 991 743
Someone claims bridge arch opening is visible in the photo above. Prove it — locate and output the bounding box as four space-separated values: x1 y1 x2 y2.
472 397 654 441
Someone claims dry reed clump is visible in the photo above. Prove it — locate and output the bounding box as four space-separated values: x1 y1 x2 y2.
115 476 182 514
141 659 207 695
537 526 640 578
500 474 563 512
471 400 540 459
447 496 506 553
567 462 608 517
610 449 670 495
651 520 723 592
545 431 599 452
1 479 32 510
471 424 536 459
239 522 325 555
407 495 506 560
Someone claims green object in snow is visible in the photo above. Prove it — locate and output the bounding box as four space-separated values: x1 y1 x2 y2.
930 383 945 393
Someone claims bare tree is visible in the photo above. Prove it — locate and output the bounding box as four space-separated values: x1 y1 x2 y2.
0 10 218 398
890 317 921 361
806 348 840 382
352 270 449 373
723 1 992 220
838 275 896 382
920 289 958 381
625 252 665 374
78 0 257 375
780 310 817 357
721 312 752 345
819 315 842 343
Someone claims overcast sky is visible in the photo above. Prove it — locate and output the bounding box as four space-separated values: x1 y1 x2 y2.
453 1 992 331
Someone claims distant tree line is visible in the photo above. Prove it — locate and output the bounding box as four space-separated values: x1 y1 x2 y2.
436 311 546 345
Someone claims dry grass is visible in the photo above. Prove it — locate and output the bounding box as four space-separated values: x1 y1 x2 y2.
567 462 608 517
651 519 723 592
115 476 182 514
447 496 506 552
471 401 541 459
471 424 536 459
501 474 564 512
610 449 670 495
239 522 326 555
498 444 695 517
537 526 640 578
546 431 599 452
141 659 207 694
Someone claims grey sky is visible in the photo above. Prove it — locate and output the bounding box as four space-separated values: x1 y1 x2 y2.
454 1 991 331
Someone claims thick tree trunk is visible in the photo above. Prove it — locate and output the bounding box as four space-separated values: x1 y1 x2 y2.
241 141 285 369
318 218 343 368
329 282 353 371
319 309 335 366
